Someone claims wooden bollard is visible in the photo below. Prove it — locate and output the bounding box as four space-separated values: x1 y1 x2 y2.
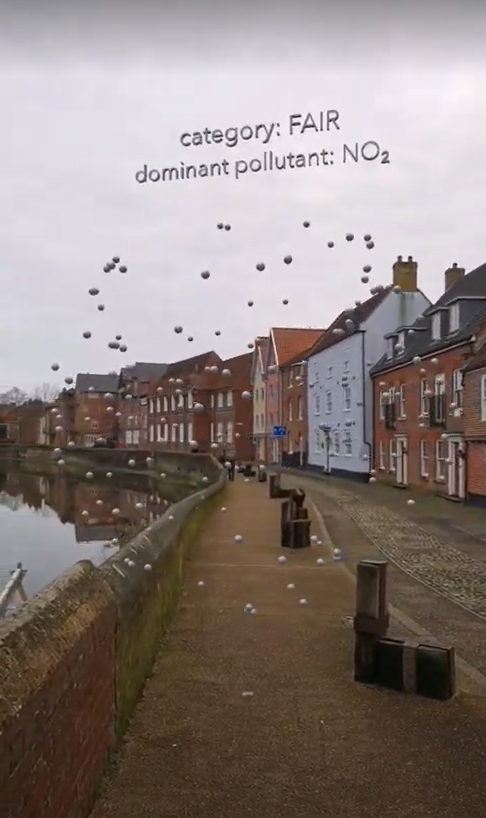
269 473 281 498
353 560 389 684
416 644 456 700
280 500 293 547
290 518 311 549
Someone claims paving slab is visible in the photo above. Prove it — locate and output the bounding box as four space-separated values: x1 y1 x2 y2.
90 476 486 818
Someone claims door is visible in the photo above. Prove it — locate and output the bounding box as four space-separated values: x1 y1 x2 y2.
396 438 408 486
448 441 465 498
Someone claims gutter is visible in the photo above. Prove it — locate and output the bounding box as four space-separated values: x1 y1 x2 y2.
361 331 372 471
371 339 471 378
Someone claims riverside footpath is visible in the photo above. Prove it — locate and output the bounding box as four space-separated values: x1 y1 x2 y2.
90 475 486 818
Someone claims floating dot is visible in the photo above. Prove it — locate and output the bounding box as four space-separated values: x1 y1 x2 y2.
201 270 210 280
119 265 127 273
215 330 221 336
103 264 111 273
282 299 289 305
317 558 325 566
277 556 287 564
241 391 252 400
88 287 99 296
299 598 308 606
144 564 152 571
407 499 415 506
287 583 295 589
234 535 244 543
361 276 369 284
221 507 227 512
327 241 334 248
112 256 120 263
217 222 224 230
85 471 94 479
283 255 292 265
366 241 374 249
115 334 122 341
174 326 183 334
119 344 127 352
363 234 372 242
128 459 136 467
256 262 265 272
345 233 354 242
224 224 231 231
51 363 60 371
363 265 372 274
303 221 310 228
97 304 105 311
106 471 113 478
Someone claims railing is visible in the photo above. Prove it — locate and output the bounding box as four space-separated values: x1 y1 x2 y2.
0 562 28 617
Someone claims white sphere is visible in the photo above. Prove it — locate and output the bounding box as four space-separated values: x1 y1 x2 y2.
144 564 152 571
287 583 295 590
277 555 287 564
407 499 415 506
198 580 205 586
317 558 325 565
234 535 243 543
221 507 227 512
85 471 94 479
128 459 136 467
299 598 308 606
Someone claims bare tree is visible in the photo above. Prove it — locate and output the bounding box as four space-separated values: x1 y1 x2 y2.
32 383 60 402
0 386 28 405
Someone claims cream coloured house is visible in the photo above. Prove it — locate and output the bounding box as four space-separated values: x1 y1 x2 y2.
250 336 269 462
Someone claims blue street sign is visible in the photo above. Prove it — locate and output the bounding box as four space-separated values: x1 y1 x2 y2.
273 425 287 437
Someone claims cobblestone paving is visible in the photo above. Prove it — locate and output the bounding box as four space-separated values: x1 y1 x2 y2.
281 471 486 621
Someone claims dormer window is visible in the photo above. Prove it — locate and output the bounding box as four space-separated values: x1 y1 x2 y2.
431 313 441 341
449 303 460 333
386 337 395 359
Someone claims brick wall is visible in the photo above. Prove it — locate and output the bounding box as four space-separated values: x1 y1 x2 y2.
464 365 486 498
281 363 308 461
0 472 226 818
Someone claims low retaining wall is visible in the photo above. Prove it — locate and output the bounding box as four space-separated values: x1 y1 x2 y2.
0 464 226 818
0 445 221 484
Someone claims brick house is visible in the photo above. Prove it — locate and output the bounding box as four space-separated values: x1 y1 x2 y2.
371 260 486 499
74 373 121 446
45 389 76 446
250 336 269 463
280 346 316 467
462 339 486 505
146 351 221 452
119 363 169 448
147 350 253 461
264 327 325 464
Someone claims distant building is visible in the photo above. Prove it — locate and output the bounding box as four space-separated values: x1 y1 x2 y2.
119 362 169 448
250 336 269 463
74 373 121 446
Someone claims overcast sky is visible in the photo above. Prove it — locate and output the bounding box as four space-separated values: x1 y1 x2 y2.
0 2 485 393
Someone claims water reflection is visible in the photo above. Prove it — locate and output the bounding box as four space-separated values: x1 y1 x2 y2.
0 466 191 616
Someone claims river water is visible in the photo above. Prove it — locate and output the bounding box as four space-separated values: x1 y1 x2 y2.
0 465 192 617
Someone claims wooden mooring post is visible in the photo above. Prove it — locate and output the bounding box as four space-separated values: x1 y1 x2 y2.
353 560 389 684
0 562 28 617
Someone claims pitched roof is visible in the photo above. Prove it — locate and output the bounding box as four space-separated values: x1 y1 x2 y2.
250 336 269 383
308 289 389 358
271 327 326 367
75 373 120 393
121 362 169 382
370 260 486 376
166 351 220 379
463 339 486 373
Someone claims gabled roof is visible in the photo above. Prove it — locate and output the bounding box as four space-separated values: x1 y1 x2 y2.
286 345 315 367
75 373 120 393
250 336 269 383
200 352 252 389
121 362 168 382
308 289 389 358
370 260 486 376
166 351 220 379
269 327 326 368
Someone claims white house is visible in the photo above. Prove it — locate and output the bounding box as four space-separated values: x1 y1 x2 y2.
306 256 431 478
250 336 269 462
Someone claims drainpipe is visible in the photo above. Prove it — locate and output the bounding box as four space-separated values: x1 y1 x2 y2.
361 331 372 476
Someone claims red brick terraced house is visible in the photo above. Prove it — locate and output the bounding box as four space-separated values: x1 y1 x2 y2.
370 261 486 499
146 350 253 461
264 327 325 464
462 337 486 505
281 343 322 468
119 363 169 448
74 373 121 447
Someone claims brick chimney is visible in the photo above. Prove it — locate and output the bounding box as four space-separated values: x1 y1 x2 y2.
445 262 465 292
392 255 418 292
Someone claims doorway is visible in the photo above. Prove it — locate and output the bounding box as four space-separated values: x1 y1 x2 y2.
396 436 408 486
448 439 465 499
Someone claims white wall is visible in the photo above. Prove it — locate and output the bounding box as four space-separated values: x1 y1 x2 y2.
252 354 266 460
307 289 431 475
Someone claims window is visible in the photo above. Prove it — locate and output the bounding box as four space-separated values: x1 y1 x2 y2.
187 422 193 442
133 430 140 445
255 415 260 430
481 376 486 421
84 434 96 445
379 389 387 420
227 391 233 408
378 440 386 470
149 424 154 443
333 430 340 455
211 393 215 408
449 303 460 333
226 421 234 443
149 399 155 413
436 440 447 479
389 439 397 472
210 422 214 442
344 384 351 411
386 338 394 359
163 396 169 412
156 397 161 413
325 391 332 413
260 412 264 427
397 385 406 418
90 420 99 430
452 369 463 409
343 430 352 456
288 438 294 454
171 395 176 411
217 392 224 408
314 428 320 452
297 397 303 420
163 423 168 441
314 394 320 416
420 440 429 477
170 424 176 442
431 313 441 341
288 400 293 421
187 391 193 409
177 393 184 409
435 374 445 395
217 421 224 441
179 423 185 443
343 360 349 373
126 430 132 445
420 379 429 415
327 366 332 379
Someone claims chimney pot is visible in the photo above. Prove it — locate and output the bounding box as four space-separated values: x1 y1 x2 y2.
445 263 465 291
397 255 403 262
392 254 418 292
407 256 413 262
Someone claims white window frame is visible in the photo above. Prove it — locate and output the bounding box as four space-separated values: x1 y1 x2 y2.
344 384 351 411
288 399 293 421
227 390 233 408
325 391 332 413
90 420 99 430
431 312 441 341
449 303 460 333
397 385 406 419
420 440 429 477
210 422 214 443
187 391 193 409
333 430 340 455
226 421 234 443
187 421 193 442
435 439 447 479
179 422 185 443
481 375 486 421
156 397 161 413
378 440 385 470
379 389 387 420
314 428 320 452
314 394 320 416
171 395 176 411
420 378 429 416
149 399 155 413
217 391 224 408
149 424 154 443
297 397 303 420
163 396 169 412
452 369 463 409
217 421 224 441
343 430 352 456
389 439 397 473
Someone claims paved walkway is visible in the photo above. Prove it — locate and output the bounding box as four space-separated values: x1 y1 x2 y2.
279 469 486 679
90 477 486 818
